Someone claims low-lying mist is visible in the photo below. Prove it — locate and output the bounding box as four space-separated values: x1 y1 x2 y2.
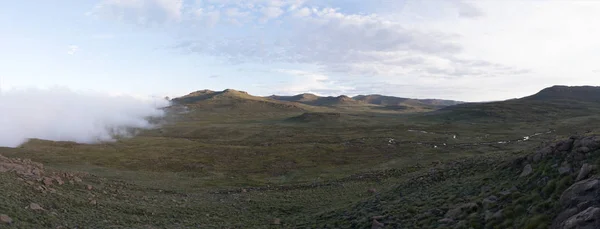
0 87 170 147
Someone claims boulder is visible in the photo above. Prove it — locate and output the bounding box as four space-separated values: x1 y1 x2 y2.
559 179 600 208
576 164 595 181
29 203 44 211
559 162 573 175
520 164 533 177
483 196 498 209
371 219 385 229
0 214 12 224
272 218 281 225
438 218 454 224
484 210 503 222
556 139 575 152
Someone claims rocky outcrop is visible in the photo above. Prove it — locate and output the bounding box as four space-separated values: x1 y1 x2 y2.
553 178 600 228
512 135 600 228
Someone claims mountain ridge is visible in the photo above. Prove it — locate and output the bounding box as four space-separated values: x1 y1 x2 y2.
430 85 600 122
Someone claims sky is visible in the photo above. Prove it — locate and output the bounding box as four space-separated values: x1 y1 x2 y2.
2 0 600 102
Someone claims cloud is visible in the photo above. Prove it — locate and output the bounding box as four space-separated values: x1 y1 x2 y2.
260 6 284 20
90 0 183 24
270 69 353 95
454 1 484 18
67 45 79 55
91 0 600 101
176 6 527 79
0 87 169 148
91 34 116 39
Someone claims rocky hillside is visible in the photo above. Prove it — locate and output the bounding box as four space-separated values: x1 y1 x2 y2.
313 135 600 228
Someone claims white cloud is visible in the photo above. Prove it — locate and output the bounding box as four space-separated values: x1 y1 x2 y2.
271 69 352 95
293 7 311 17
90 0 183 24
67 45 79 55
260 6 284 20
0 87 169 147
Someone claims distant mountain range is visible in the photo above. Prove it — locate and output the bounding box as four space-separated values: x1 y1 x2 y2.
171 85 600 117
172 89 463 112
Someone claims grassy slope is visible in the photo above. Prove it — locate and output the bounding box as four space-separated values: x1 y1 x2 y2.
3 87 600 228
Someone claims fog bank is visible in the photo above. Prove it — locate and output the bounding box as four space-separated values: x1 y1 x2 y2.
0 87 169 147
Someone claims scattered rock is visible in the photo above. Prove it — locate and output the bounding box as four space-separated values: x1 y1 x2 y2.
445 203 478 219
367 188 377 194
576 164 595 181
54 176 64 185
272 218 281 225
520 164 533 177
29 203 44 211
483 195 498 208
372 215 384 220
0 214 12 224
43 177 53 186
87 185 93 190
485 210 503 222
499 190 512 196
438 218 454 224
559 162 573 175
73 177 83 183
90 200 97 205
241 189 247 193
371 219 385 229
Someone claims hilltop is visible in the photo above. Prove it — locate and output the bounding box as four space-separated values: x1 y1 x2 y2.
427 85 600 122
523 85 600 102
171 89 312 111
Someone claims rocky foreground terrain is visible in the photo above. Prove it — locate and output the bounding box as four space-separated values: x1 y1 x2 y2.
2 135 600 228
